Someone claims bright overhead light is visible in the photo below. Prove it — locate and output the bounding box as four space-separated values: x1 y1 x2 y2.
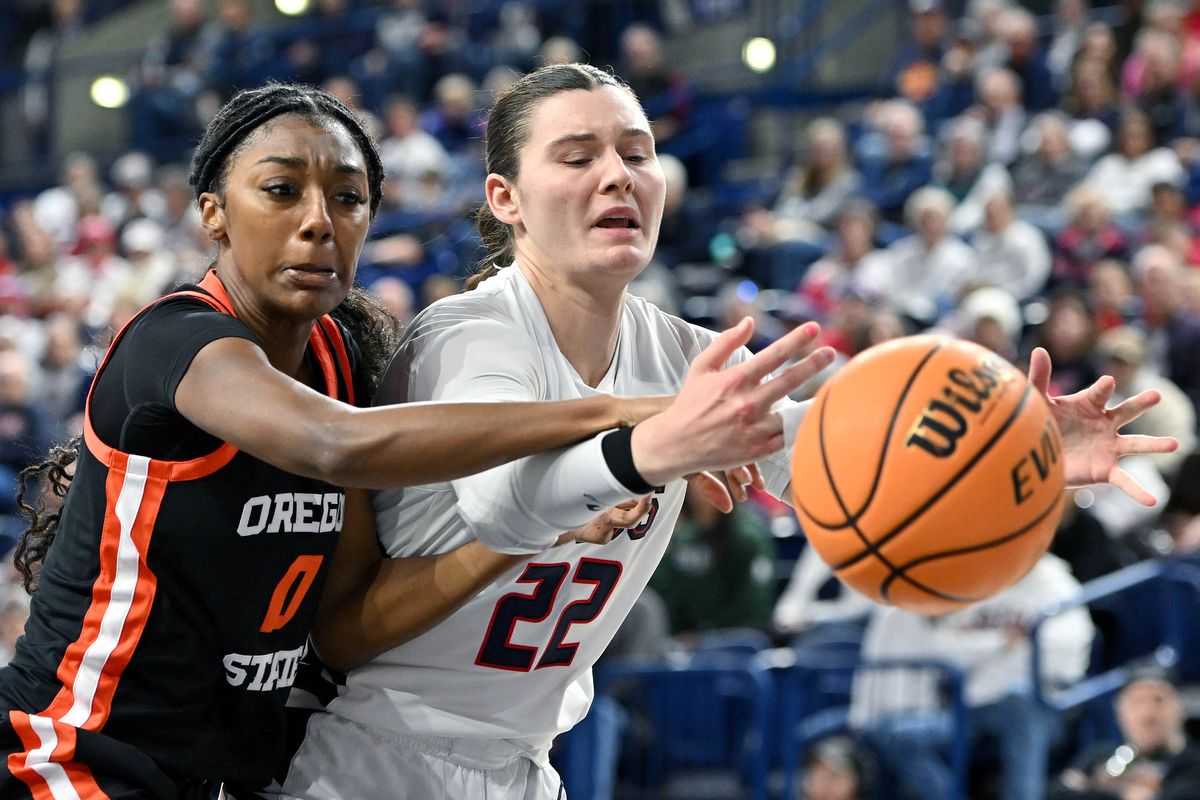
742 37 777 73
275 0 310 15
90 76 129 109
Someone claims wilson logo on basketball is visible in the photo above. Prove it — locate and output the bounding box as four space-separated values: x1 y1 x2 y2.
904 355 1016 458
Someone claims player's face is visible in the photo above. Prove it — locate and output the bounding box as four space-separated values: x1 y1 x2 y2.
500 87 665 287
201 114 371 325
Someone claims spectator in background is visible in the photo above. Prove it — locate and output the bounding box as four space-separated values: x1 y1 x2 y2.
31 152 102 248
774 541 874 644
1132 243 1200 414
653 153 720 269
1096 325 1196 480
952 285 1024 361
0 350 50 525
889 0 951 107
972 67 1028 165
1028 287 1102 396
205 0 271 102
1000 7 1058 112
1083 108 1186 218
1049 667 1200 800
857 186 977 328
20 0 85 156
1053 185 1129 290
616 23 691 144
420 72 485 156
1011 111 1090 232
745 117 862 244
1048 0 1091 91
538 35 582 67
36 313 89 439
1063 57 1122 149
852 554 1093 800
378 94 453 210
798 201 887 322
649 480 777 640
1129 30 1192 148
1157 450 1200 555
62 215 134 330
933 115 1012 236
1089 258 1143 332
799 736 876 800
971 190 1053 302
132 0 214 161
100 151 166 231
856 100 934 226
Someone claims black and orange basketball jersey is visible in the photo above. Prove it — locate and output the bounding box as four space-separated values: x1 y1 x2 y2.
0 271 365 797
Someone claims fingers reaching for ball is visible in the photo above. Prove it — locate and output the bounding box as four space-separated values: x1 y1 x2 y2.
631 319 834 486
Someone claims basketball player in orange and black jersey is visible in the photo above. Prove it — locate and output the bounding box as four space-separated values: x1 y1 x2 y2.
0 270 366 798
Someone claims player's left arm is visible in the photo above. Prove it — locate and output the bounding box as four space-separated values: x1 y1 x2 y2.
312 488 525 672
1028 347 1178 505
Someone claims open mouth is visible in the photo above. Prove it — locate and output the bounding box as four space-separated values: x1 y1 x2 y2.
595 215 639 230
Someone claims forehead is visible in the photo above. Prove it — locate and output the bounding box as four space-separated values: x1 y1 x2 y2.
523 87 650 147
230 114 365 169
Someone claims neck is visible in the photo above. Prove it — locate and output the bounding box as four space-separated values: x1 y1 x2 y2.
516 260 624 387
213 266 313 380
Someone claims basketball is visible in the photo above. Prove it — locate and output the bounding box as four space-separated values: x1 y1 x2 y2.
791 335 1066 615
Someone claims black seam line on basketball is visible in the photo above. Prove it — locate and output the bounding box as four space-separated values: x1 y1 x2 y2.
877 491 1062 603
800 340 945 531
831 380 1034 572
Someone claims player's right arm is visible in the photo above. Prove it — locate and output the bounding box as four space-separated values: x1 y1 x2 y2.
173 336 669 490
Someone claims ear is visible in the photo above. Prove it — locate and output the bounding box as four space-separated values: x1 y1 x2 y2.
485 174 521 227
198 192 228 242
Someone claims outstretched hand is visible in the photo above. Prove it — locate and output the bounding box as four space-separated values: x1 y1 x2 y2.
1028 347 1178 506
631 317 834 487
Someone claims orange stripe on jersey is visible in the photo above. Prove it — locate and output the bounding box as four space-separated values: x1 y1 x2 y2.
317 316 356 406
9 711 108 799
12 453 162 797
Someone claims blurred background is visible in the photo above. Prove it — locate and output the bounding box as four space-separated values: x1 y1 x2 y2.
3 1 1200 799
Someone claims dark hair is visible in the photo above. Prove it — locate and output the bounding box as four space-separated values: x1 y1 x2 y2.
465 63 639 290
14 85 399 593
188 82 385 218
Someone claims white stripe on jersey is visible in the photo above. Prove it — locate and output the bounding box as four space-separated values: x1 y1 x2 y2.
62 454 150 727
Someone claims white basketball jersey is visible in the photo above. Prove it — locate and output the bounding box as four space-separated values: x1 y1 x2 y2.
322 266 795 752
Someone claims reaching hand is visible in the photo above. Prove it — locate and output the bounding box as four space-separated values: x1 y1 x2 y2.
686 465 765 513
555 496 655 546
631 318 834 486
1028 347 1178 505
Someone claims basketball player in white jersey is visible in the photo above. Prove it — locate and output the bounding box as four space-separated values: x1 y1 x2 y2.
278 64 1175 800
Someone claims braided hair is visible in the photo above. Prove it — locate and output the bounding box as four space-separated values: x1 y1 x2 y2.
14 84 400 592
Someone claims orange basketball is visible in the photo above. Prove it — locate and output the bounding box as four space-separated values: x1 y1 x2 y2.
791 335 1066 615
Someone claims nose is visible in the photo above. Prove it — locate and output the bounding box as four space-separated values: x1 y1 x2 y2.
299 190 333 243
598 149 634 194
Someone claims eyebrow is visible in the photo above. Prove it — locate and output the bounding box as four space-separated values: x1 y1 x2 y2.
546 128 653 148
255 155 366 176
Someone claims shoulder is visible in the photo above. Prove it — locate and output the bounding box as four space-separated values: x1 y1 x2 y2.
623 293 720 360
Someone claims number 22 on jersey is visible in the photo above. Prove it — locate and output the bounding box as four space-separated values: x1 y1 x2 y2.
476 558 622 671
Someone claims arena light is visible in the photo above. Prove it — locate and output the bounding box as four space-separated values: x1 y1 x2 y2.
742 37 776 73
275 0 310 15
90 76 129 109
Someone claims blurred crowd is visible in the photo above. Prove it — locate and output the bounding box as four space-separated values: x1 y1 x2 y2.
3 0 1200 797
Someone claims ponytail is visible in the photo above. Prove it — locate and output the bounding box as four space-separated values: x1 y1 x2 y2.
464 203 513 291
